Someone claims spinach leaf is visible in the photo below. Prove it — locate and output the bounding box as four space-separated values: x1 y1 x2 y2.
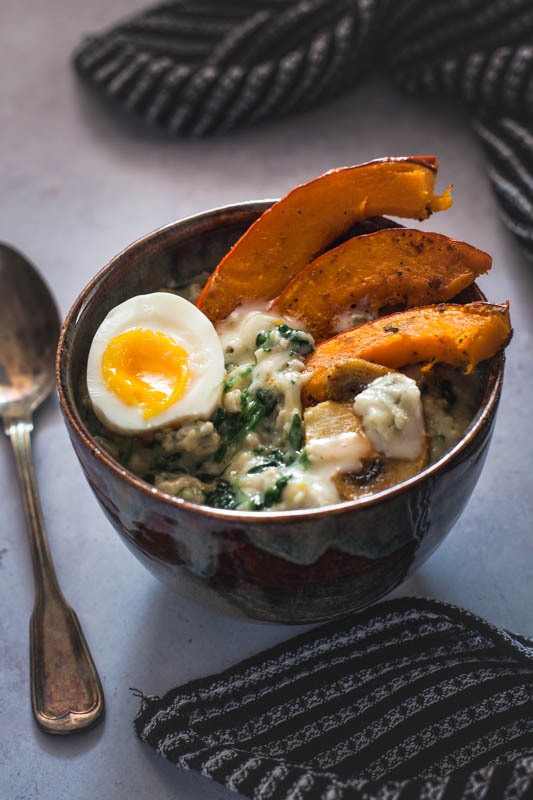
297 448 311 469
249 475 290 510
256 325 313 356
263 475 290 507
256 331 271 350
204 480 238 509
212 388 278 463
155 451 187 473
212 407 246 462
288 413 304 451
223 366 252 393
247 448 285 473
155 447 180 468
276 324 314 356
254 388 277 417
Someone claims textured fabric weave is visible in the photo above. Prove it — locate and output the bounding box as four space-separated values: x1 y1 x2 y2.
74 0 533 260
135 597 533 799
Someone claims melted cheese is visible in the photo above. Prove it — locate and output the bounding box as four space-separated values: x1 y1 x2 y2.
353 373 425 460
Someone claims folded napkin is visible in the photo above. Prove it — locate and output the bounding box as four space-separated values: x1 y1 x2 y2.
74 0 533 260
134 597 533 800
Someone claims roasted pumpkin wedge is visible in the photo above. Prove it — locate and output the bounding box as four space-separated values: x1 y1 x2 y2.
197 157 452 322
303 302 511 405
270 228 491 341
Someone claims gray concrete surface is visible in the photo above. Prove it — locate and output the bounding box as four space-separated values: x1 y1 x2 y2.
2 2 532 798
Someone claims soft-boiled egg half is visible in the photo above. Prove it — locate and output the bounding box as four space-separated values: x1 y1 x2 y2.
87 292 225 435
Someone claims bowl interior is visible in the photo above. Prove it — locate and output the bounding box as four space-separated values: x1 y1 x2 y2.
59 204 503 519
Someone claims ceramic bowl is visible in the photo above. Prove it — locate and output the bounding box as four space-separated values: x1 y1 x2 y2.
56 203 505 623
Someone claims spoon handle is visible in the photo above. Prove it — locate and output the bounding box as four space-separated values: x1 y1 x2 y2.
6 418 104 734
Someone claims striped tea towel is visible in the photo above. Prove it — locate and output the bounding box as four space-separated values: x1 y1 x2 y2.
74 0 533 260
134 597 533 799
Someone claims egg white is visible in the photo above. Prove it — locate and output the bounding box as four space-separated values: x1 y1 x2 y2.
87 292 225 435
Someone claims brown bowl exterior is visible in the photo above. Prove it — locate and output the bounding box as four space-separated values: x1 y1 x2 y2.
57 203 504 623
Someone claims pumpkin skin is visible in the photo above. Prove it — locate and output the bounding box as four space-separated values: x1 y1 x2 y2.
269 228 491 342
302 302 512 406
196 156 452 323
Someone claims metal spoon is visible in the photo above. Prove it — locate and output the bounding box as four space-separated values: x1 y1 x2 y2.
0 243 104 734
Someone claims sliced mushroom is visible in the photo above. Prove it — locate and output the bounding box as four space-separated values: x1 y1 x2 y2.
304 399 371 440
302 358 394 406
303 397 429 501
335 441 429 500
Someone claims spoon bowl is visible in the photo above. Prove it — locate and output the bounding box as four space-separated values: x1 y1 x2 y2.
0 244 59 417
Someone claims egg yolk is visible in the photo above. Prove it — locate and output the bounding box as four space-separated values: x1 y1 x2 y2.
102 329 190 419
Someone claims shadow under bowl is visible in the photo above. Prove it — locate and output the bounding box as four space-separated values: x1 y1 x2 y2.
56 203 505 624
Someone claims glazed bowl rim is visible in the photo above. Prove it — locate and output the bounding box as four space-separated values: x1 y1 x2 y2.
56 200 504 525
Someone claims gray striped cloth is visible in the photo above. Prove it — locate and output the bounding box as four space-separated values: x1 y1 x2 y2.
74 0 533 260
134 598 533 799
